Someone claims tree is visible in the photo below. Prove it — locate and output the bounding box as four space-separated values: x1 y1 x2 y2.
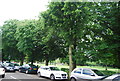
15 20 41 65
2 19 22 62
41 2 93 74
38 15 67 66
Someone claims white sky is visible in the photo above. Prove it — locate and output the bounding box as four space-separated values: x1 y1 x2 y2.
0 0 49 26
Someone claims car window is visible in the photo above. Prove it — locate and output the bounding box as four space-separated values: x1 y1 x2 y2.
5 63 10 66
0 65 3 68
74 69 82 74
29 64 36 67
8 63 14 67
14 64 19 66
113 76 120 81
25 64 30 68
43 68 49 70
83 69 94 76
50 67 60 71
92 69 104 76
22 65 26 67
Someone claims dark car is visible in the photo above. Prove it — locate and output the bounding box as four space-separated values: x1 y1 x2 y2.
19 64 38 74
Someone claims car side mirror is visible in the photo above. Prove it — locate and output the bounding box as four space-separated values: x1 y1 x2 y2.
91 74 95 76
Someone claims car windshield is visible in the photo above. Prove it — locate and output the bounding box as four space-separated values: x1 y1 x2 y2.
29 64 36 67
14 64 19 66
50 67 60 71
8 63 14 67
92 69 104 76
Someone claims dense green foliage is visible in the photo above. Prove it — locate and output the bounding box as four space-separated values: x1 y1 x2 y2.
1 1 120 72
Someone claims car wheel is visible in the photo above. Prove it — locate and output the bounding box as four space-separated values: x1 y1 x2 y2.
2 74 5 78
70 77 76 81
19 69 21 72
50 74 55 81
25 70 29 74
38 72 41 77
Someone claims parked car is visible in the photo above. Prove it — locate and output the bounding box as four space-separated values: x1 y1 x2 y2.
37 66 68 80
12 63 21 71
70 68 105 81
98 74 120 81
0 64 5 78
3 63 15 72
19 64 38 74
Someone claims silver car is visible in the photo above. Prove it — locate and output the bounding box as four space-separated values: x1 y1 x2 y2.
70 68 105 81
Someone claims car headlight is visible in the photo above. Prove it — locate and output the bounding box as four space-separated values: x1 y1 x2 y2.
6 67 10 69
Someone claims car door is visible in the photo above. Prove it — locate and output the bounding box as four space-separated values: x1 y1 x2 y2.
24 64 30 71
72 68 82 80
20 65 26 72
40 67 48 77
45 68 51 78
81 69 96 80
39 67 44 76
42 67 50 77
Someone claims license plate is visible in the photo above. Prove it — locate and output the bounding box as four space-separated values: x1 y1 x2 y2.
62 77 66 78
33 68 37 70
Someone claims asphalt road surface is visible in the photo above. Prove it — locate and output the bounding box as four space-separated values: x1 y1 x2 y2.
0 71 51 81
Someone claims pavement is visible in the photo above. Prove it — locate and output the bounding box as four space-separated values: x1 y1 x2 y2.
0 71 51 81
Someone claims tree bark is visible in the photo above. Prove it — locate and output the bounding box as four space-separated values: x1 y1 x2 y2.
69 45 74 76
31 60 34 65
20 60 24 66
45 60 49 66
73 60 76 69
105 64 108 70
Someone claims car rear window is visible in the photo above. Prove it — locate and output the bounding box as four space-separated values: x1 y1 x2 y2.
14 64 19 66
50 67 60 71
92 69 104 76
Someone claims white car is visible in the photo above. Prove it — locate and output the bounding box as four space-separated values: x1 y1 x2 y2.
37 66 68 80
0 64 5 78
13 63 21 71
70 68 105 81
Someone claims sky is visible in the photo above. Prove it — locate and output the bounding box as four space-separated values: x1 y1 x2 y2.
0 0 49 26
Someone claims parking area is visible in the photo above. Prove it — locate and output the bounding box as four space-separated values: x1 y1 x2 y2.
1 71 51 81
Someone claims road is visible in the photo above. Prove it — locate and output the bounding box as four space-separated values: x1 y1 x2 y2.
0 71 51 81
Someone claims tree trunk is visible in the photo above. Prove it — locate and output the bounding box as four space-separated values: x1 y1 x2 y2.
31 60 34 65
45 60 49 66
20 60 24 66
73 60 76 69
105 64 108 70
20 53 25 66
8 59 11 63
69 45 74 76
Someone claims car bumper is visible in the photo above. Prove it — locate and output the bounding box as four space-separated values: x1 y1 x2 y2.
6 69 15 72
28 70 37 73
55 76 68 80
0 73 5 76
